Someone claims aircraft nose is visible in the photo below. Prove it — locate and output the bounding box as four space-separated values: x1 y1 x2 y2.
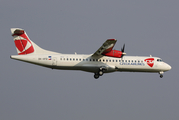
165 63 172 71
167 64 172 70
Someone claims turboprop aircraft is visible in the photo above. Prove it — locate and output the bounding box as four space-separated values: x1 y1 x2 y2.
10 28 171 79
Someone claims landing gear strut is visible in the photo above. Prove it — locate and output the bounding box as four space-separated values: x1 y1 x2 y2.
159 71 164 78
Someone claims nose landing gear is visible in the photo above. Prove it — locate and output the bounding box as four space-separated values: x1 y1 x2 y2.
160 74 163 78
159 71 164 78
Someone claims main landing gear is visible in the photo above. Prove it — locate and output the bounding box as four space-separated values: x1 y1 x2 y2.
94 68 105 79
159 71 164 78
94 73 100 79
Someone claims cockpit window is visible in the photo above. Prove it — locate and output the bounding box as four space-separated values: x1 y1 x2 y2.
157 59 163 62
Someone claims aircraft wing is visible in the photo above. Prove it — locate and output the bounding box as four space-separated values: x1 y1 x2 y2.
92 39 117 56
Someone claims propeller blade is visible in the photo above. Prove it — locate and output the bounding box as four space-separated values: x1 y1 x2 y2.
121 44 126 58
121 44 125 52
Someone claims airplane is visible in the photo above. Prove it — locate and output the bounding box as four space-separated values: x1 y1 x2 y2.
10 28 171 79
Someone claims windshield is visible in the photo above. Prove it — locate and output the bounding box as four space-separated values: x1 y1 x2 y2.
157 59 163 62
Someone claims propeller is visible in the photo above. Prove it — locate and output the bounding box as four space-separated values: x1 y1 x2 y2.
121 44 126 58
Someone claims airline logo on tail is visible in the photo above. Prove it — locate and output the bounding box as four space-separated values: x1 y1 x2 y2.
12 30 34 55
144 58 154 67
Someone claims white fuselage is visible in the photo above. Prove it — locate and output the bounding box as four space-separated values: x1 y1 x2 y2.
11 53 171 74
10 28 172 79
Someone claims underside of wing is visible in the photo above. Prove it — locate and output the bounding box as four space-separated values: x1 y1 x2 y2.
92 39 117 57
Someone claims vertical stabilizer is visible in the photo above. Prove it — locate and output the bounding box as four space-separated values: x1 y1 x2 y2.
11 28 59 55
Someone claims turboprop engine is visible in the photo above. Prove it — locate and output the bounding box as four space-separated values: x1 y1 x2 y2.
102 44 126 58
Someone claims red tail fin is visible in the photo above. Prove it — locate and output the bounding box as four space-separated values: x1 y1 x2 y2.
11 28 60 55
11 28 34 55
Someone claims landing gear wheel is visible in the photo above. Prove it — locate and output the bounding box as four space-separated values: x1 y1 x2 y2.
98 70 104 76
94 73 99 79
160 74 163 78
159 71 164 78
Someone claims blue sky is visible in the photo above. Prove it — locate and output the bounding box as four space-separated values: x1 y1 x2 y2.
0 0 178 120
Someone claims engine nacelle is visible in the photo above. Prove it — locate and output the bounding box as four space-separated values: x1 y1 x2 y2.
102 50 123 58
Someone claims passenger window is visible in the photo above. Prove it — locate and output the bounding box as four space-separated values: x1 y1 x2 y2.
125 60 127 62
113 60 114 62
106 60 108 62
128 60 130 62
